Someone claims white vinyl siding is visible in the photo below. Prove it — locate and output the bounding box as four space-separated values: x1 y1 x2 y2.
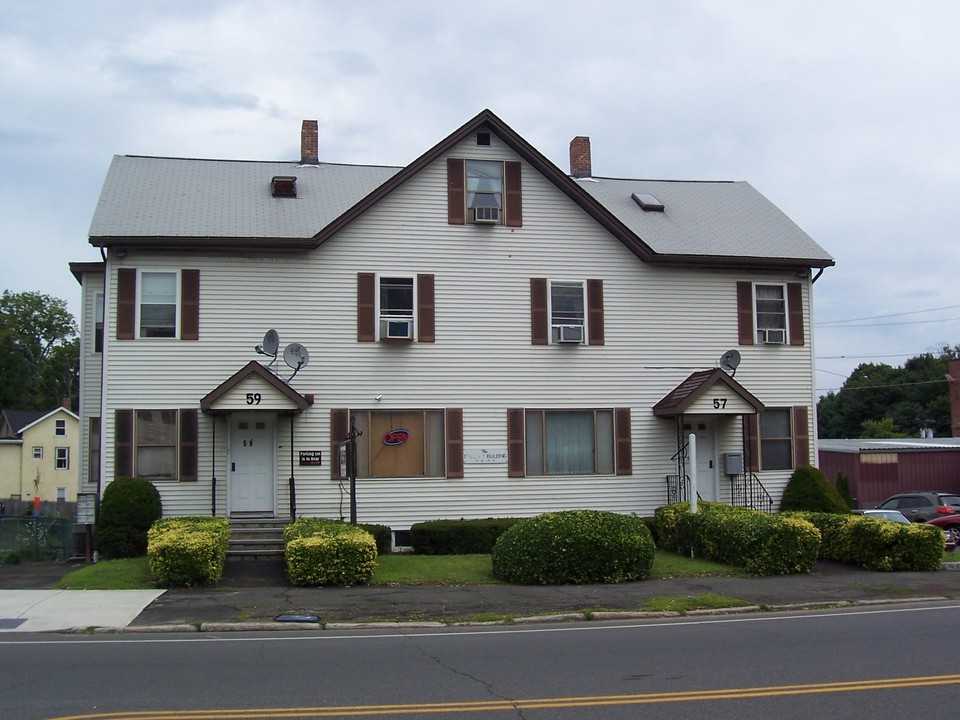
94 133 815 521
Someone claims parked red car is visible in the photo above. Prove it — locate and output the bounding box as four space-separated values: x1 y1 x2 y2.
924 514 960 545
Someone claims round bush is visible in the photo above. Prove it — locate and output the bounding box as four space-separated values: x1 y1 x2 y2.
491 510 655 585
779 465 850 514
96 477 162 559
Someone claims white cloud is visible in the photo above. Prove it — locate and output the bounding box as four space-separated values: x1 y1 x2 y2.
2 0 959 394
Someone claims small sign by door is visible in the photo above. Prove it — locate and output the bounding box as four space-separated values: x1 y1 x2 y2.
299 451 322 466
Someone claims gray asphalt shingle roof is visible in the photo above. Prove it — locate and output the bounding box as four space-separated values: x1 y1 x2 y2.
577 177 832 263
89 156 400 240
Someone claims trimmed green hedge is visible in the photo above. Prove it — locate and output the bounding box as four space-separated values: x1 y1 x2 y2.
147 516 230 587
283 518 377 586
410 518 520 554
789 511 944 571
491 510 655 585
655 502 820 575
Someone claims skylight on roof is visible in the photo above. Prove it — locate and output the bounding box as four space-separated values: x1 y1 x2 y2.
632 192 664 212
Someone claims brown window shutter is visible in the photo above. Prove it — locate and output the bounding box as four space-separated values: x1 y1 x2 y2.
417 274 436 343
587 279 604 346
179 408 198 481
447 158 465 225
504 161 522 227
614 407 632 475
445 408 464 479
330 409 349 480
736 281 754 345
357 273 376 342
117 268 136 340
793 406 810 468
530 278 548 345
180 270 200 341
787 282 804 346
114 409 134 477
744 414 760 472
507 408 525 477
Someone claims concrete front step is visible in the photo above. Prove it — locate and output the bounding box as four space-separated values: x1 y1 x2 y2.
227 519 288 561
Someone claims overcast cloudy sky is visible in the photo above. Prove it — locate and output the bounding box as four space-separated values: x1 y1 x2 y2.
2 1 958 396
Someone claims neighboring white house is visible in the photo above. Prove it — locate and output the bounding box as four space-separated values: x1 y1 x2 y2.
70 109 834 542
0 408 80 504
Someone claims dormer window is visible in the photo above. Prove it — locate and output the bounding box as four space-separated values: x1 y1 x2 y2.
271 176 297 198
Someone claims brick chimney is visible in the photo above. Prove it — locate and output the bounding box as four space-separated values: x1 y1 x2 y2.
301 120 319 165
949 359 960 437
570 136 592 178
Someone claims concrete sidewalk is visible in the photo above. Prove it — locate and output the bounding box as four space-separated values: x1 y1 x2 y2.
3 559 960 633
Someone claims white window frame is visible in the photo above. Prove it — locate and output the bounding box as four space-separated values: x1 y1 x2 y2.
753 282 787 344
759 408 793 471
524 409 615 476
465 160 504 225
376 274 416 341
350 409 446 479
94 291 105 353
55 447 70 470
548 279 587 344
56 487 66 502
137 269 180 339
55 419 66 436
135 409 179 481
32 446 43 460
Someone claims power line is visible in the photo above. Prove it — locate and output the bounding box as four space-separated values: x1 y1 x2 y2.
817 316 960 329
815 378 949 394
817 304 960 326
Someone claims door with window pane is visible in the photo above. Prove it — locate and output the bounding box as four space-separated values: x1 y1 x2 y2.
229 413 275 515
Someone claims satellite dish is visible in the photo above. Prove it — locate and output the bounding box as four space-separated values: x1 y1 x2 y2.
720 349 741 376
283 343 310 370
262 329 279 356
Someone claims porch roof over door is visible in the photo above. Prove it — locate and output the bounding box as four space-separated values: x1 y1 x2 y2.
653 368 764 417
200 361 312 414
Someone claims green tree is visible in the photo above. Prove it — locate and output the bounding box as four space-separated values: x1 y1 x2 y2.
0 291 78 409
860 417 908 439
817 345 959 438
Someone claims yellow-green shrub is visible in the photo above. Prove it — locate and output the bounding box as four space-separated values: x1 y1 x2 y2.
654 502 819 575
147 516 229 587
284 519 377 587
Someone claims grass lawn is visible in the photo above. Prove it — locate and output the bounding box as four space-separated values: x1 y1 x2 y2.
51 548 959 591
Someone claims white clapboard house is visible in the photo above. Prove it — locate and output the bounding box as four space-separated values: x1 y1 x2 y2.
70 109 834 545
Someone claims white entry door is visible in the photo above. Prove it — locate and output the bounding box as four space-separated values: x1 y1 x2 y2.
691 418 718 502
229 413 276 515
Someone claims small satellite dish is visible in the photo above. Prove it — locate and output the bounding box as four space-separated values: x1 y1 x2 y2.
255 329 280 358
283 343 310 370
720 349 741 376
262 329 279 356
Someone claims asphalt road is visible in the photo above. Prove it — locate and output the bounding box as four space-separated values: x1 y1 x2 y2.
3 601 960 719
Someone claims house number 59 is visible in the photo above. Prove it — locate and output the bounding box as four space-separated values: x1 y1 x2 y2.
713 398 727 409
245 393 262 405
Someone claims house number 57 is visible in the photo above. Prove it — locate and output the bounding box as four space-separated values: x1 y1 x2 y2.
713 398 727 409
245 393 262 405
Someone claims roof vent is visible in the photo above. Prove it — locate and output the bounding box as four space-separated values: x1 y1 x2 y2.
271 176 297 198
632 192 664 212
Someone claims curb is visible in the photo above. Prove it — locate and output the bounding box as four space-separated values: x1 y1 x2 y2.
62 594 955 634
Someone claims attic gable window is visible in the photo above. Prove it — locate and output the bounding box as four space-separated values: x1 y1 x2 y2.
466 160 503 223
271 176 297 198
632 192 664 212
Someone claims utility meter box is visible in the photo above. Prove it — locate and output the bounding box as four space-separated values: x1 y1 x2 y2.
721 452 744 475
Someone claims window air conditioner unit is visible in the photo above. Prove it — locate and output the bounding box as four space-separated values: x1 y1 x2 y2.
556 324 585 343
381 318 413 340
759 328 786 344
474 206 500 224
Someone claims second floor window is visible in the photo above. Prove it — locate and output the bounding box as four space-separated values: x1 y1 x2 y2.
379 276 414 340
466 160 503 224
550 281 586 344
55 447 70 470
140 272 178 338
755 284 786 344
